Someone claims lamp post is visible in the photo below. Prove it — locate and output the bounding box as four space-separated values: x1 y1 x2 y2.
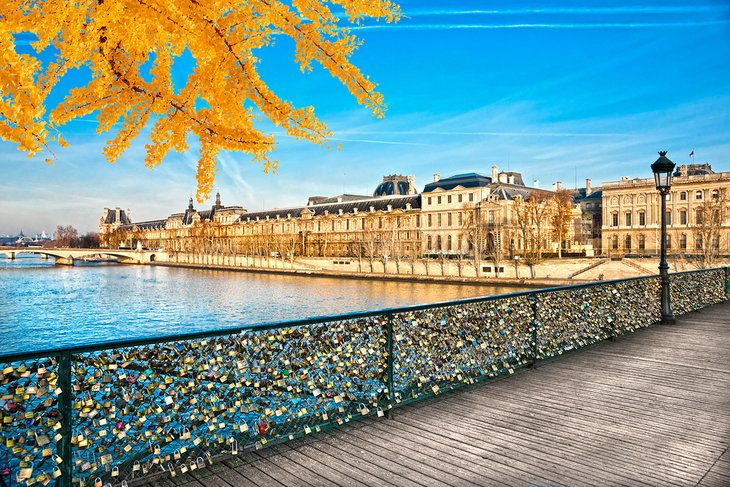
651 151 676 324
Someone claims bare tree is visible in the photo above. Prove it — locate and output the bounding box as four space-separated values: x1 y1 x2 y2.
53 225 79 247
550 189 575 259
695 189 728 268
513 193 552 278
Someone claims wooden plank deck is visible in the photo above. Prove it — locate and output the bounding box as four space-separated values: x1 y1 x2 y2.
155 300 730 487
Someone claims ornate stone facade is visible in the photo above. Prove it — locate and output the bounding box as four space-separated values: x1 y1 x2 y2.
601 164 730 257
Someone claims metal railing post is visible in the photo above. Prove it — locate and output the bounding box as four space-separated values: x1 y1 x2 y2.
529 293 538 367
58 352 73 487
385 312 395 419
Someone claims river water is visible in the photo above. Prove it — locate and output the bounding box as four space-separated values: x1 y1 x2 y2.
0 254 527 355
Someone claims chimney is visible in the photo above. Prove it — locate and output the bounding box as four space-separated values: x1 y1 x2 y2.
551 182 557 191
533 179 539 189
433 173 440 183
491 165 498 180
126 209 131 223
115 208 121 222
585 178 592 196
556 181 563 191
499 173 507 183
508 175 515 184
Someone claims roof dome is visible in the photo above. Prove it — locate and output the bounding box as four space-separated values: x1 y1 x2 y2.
373 175 416 197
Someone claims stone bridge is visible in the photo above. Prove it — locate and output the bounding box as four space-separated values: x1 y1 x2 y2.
0 248 162 265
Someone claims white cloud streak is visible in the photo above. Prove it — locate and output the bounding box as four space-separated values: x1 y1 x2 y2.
352 20 730 31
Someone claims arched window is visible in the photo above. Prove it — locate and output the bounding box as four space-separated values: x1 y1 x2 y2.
625 235 632 250
712 189 720 200
638 234 646 250
436 235 442 250
680 191 687 201
695 190 703 200
447 235 452 251
680 234 687 249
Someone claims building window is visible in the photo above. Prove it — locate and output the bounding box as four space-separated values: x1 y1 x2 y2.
712 190 720 200
612 235 618 249
447 195 452 204
447 235 452 251
438 214 442 227
625 212 632 227
611 213 618 227
436 235 442 250
458 194 463 203
447 213 452 226
680 210 687 225
695 190 703 200
428 214 432 227
638 234 645 250
666 211 672 225
680 191 687 201
625 235 632 250
416 215 420 227
427 197 432 205
696 209 703 225
666 235 672 249
427 235 432 250
638 211 645 226
469 193 474 202
458 212 463 226
378 217 383 229
680 234 687 249
437 196 442 204
489 211 495 224
696 234 703 250
713 235 720 249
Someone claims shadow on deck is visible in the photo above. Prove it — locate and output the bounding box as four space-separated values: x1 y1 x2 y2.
149 301 730 487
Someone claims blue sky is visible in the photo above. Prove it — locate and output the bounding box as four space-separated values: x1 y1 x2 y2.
2 0 729 234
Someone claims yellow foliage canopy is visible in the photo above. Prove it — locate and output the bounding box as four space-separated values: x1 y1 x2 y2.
0 0 400 201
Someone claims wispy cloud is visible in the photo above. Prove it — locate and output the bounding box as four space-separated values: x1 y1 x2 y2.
335 130 628 138
401 6 730 16
352 20 730 31
329 137 432 146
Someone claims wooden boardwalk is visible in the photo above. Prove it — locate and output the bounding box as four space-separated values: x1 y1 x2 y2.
152 301 730 487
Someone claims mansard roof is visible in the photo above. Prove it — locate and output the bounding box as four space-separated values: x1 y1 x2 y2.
133 220 166 230
240 194 421 222
104 209 131 225
423 173 492 193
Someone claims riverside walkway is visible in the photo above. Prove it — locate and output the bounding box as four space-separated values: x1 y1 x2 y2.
160 300 730 487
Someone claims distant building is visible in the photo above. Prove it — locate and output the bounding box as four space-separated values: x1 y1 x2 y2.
601 163 730 256
0 231 51 247
572 179 603 254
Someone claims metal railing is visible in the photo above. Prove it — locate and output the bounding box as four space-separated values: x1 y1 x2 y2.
1 268 728 487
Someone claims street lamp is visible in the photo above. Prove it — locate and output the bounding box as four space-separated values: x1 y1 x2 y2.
651 151 676 324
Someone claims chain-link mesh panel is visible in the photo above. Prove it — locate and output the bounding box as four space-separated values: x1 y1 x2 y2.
390 296 534 403
69 316 387 485
536 278 660 359
0 358 63 486
671 269 727 316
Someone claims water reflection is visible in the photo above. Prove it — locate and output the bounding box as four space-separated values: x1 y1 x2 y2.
0 255 527 355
